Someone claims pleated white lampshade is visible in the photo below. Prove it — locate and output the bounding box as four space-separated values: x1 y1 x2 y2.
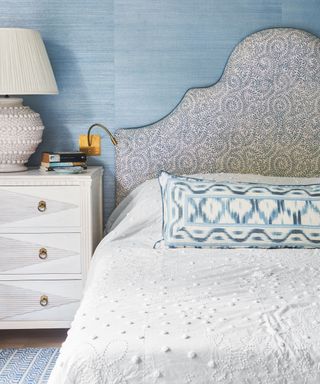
0 28 58 95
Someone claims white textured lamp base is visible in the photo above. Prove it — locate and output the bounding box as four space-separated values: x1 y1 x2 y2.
0 97 44 173
0 164 27 173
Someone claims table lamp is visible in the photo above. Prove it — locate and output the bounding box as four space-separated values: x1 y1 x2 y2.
0 28 58 172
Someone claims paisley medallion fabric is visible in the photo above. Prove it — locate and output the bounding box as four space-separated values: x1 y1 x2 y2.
115 28 320 203
159 172 320 249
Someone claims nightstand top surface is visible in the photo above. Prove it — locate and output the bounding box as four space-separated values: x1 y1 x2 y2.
0 166 102 177
0 166 103 184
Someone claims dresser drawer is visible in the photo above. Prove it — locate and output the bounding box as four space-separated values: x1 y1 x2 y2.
0 279 82 321
0 233 81 275
0 186 80 229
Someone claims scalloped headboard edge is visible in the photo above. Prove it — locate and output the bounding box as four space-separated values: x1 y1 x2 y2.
115 27 320 203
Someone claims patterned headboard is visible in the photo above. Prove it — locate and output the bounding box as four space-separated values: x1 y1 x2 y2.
115 28 320 203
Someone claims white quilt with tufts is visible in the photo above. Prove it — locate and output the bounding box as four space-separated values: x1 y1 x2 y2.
49 174 320 384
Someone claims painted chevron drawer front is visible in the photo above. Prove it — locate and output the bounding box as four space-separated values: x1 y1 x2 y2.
0 186 80 229
0 233 81 274
0 279 82 321
0 167 104 329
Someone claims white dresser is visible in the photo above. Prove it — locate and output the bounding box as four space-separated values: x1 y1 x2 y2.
0 166 103 329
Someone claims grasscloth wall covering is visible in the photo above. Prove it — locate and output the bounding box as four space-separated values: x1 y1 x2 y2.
1 0 320 220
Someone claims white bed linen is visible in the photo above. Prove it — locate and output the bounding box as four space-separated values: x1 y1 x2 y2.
49 173 320 384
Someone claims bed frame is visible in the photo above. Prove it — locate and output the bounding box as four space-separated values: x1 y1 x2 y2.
115 28 320 203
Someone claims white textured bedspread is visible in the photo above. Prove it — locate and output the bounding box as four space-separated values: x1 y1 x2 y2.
49 174 320 384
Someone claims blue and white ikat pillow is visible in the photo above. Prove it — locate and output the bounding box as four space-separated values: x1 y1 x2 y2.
158 171 320 249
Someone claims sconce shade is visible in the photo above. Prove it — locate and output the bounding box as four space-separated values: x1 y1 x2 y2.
0 28 58 95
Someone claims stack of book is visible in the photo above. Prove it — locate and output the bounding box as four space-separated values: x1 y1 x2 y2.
40 152 87 172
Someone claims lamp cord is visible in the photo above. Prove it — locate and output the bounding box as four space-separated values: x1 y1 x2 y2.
87 123 118 146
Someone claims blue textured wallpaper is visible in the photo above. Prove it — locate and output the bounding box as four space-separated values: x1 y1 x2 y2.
1 0 320 220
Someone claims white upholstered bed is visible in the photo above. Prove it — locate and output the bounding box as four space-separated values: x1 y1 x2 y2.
49 28 320 383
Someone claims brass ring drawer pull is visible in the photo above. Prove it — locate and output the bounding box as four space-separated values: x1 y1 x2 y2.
39 248 48 260
40 295 49 307
38 200 47 212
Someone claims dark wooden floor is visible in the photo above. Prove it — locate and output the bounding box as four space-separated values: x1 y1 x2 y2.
0 329 67 348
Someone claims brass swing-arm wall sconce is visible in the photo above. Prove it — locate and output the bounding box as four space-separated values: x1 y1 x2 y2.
79 123 117 156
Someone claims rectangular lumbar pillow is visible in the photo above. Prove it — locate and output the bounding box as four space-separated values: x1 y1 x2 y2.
158 171 320 249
